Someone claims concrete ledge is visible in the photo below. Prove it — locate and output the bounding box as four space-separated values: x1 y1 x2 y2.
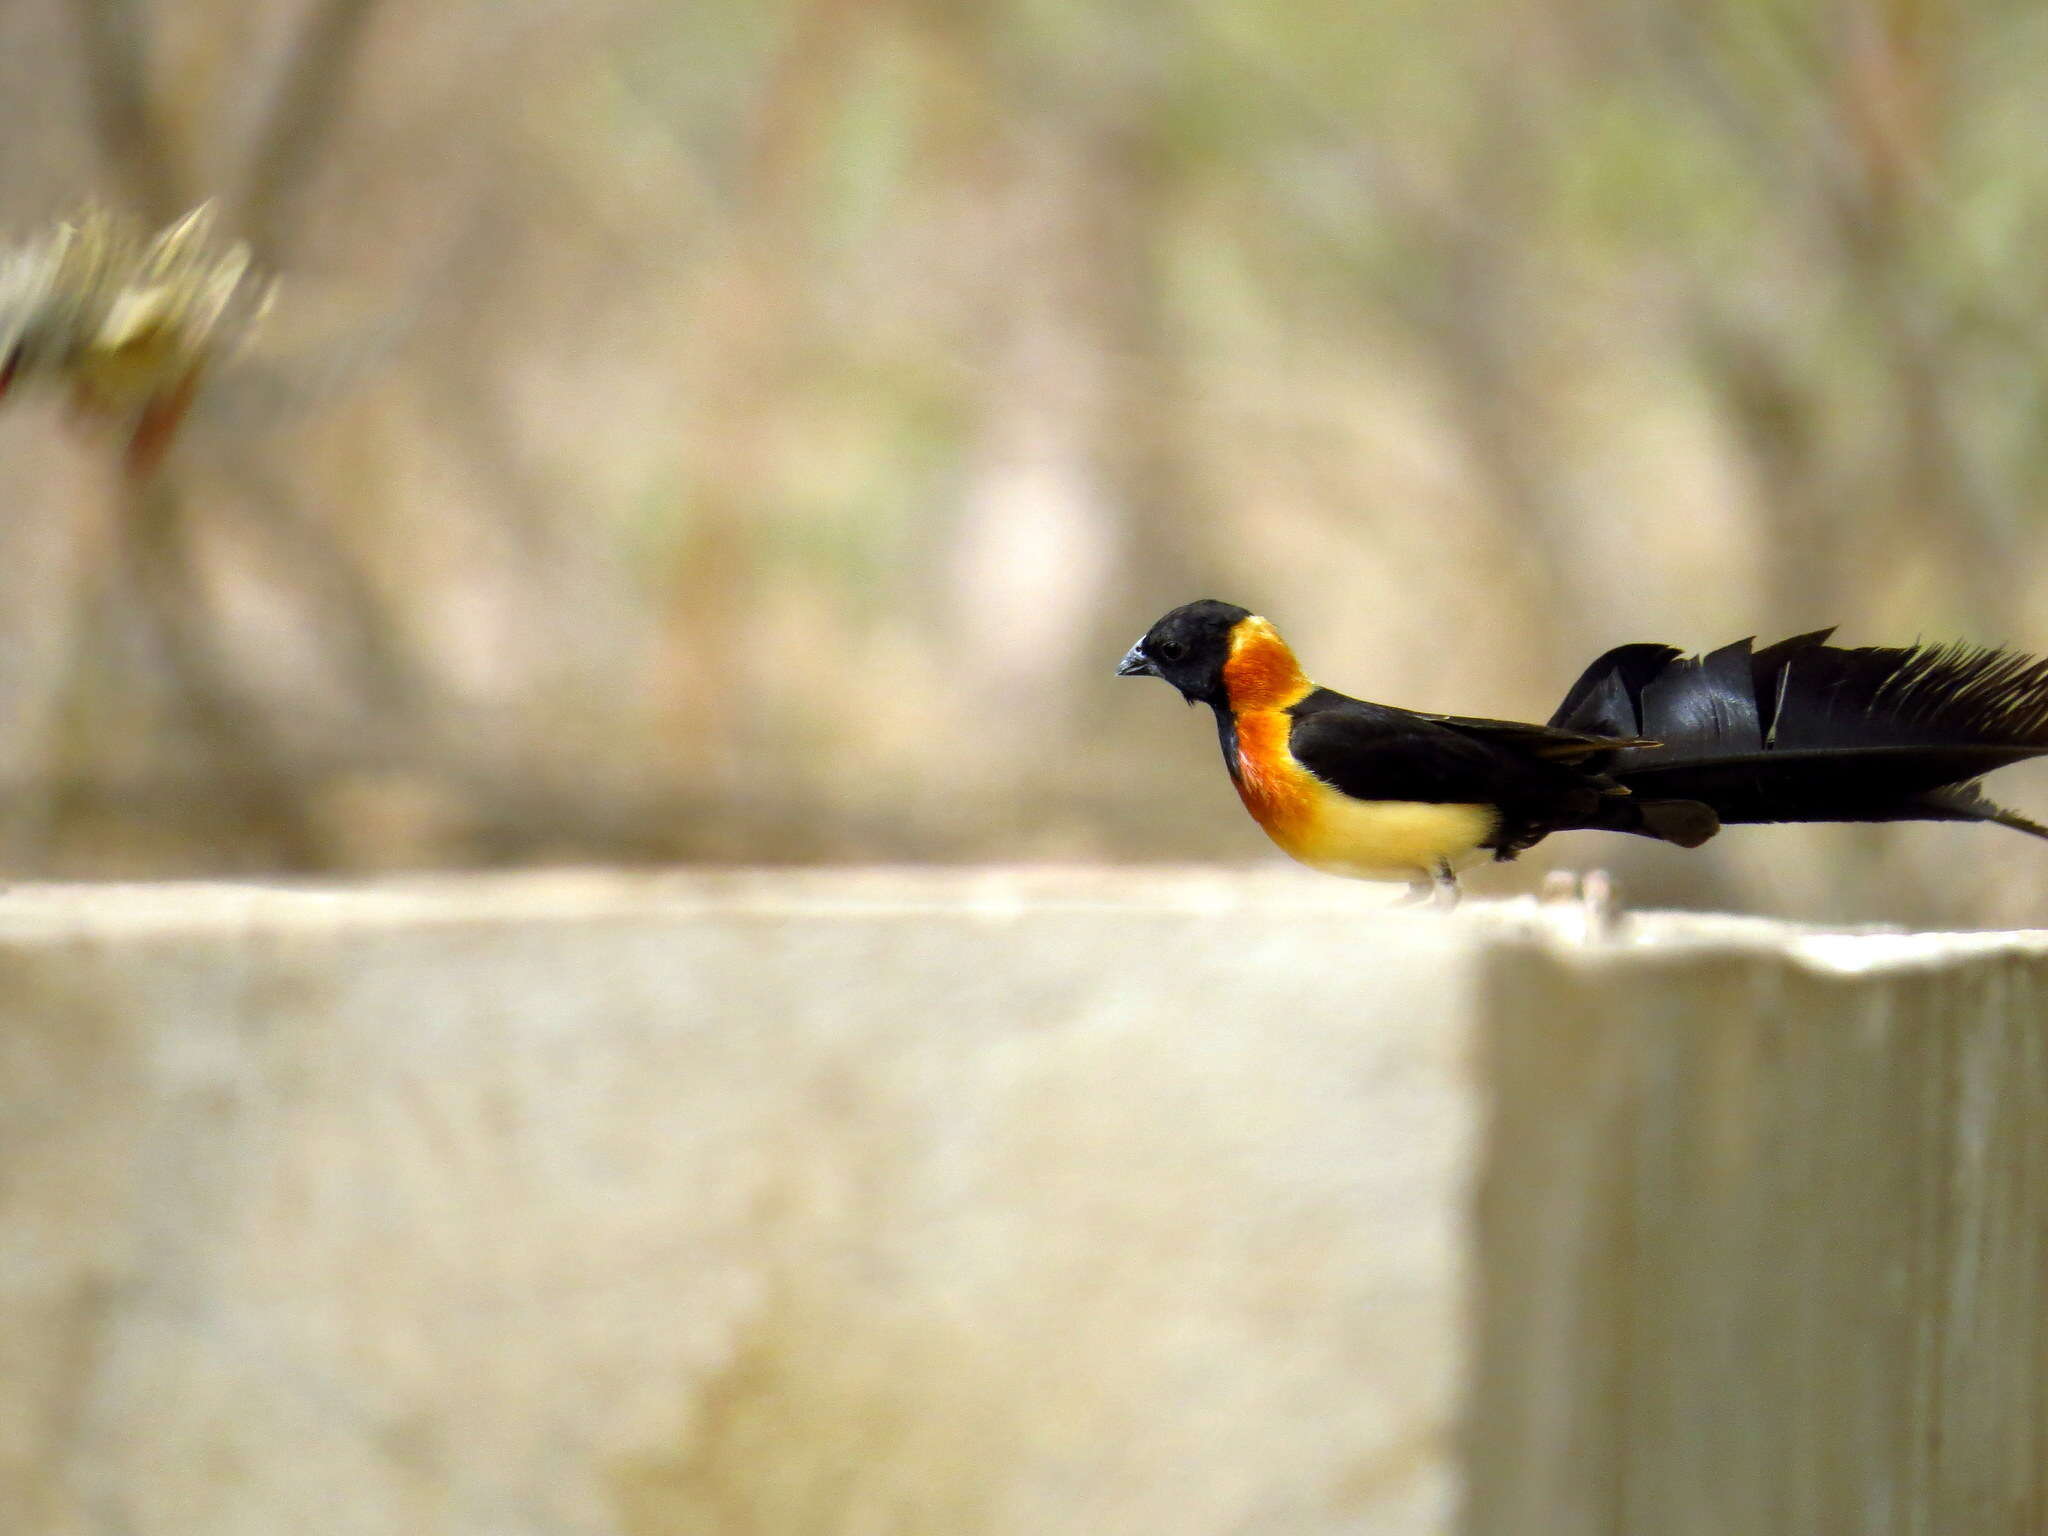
2 868 2043 1535
1469 933 2048 1536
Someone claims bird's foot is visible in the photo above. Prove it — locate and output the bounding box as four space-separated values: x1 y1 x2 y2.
1539 868 1623 939
1399 861 1461 911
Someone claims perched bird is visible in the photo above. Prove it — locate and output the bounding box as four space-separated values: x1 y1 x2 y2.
1117 599 2048 905
0 204 275 473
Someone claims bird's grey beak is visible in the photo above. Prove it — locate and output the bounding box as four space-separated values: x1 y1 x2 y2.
1116 644 1157 678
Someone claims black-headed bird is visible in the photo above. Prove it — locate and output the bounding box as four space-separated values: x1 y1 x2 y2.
1117 599 2048 905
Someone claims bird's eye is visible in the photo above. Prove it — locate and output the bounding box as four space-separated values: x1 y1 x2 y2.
1156 640 1186 662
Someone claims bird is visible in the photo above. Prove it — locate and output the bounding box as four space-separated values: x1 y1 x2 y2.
0 204 275 474
1116 598 2048 906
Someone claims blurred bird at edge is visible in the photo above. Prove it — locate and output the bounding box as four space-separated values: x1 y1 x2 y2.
0 204 274 474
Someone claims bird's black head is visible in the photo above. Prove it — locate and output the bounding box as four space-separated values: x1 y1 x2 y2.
1115 599 1252 705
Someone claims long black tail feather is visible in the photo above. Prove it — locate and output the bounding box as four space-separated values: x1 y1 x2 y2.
1921 784 2048 843
1549 630 2048 837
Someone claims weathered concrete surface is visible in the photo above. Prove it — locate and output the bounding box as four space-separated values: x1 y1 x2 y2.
0 868 2043 1536
1467 933 2048 1536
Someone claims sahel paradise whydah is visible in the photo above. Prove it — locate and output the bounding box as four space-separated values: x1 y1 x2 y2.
1119 600 2048 906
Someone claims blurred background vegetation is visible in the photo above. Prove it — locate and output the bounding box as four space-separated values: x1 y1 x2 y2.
2 0 2046 926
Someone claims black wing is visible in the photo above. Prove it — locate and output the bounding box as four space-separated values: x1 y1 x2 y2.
1286 692 1571 805
1421 711 1656 762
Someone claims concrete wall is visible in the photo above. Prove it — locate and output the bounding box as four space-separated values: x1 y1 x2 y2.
1468 932 2048 1536
1 869 2043 1535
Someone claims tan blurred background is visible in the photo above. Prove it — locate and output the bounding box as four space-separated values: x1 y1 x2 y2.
1 0 2045 926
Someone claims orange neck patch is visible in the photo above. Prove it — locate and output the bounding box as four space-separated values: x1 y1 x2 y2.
1229 708 1316 839
1219 617 1318 842
1220 617 1312 713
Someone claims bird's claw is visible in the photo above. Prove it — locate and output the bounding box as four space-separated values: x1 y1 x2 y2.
1539 868 1624 939
1399 862 1461 911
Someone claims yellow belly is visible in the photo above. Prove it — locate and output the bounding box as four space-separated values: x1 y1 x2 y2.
1265 784 1498 884
1225 702 1499 885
